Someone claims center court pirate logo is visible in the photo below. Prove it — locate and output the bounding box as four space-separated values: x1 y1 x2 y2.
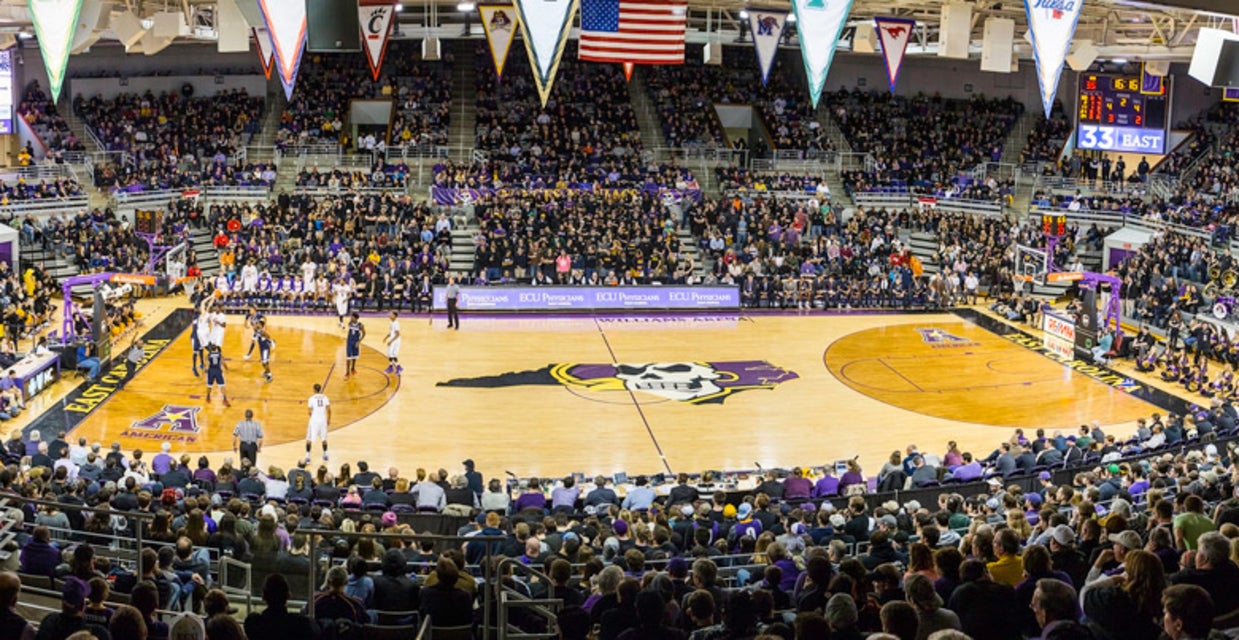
130 405 202 433
438 361 799 404
916 328 980 348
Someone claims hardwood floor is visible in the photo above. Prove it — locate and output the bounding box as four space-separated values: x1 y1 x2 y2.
16 302 1182 482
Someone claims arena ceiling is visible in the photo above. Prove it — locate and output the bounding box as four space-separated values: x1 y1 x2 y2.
0 0 1232 61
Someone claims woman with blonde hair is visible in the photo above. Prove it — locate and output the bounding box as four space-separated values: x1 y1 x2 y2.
1006 510 1032 541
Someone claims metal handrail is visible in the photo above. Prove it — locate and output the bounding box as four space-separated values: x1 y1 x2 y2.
415 614 432 639
494 558 562 640
219 555 254 613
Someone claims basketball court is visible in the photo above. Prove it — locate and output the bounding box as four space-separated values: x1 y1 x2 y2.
20 302 1186 479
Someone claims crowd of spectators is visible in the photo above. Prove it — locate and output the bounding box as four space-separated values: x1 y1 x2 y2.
469 190 696 285
1019 102 1070 165
0 177 84 203
75 88 266 192
196 191 450 312
5 407 1239 640
827 90 1021 196
295 164 411 190
19 81 86 157
644 49 833 159
473 45 643 188
278 43 451 152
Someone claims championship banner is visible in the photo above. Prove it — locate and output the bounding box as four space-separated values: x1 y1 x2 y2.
479 5 518 79
874 17 915 94
623 62 634 82
748 10 787 86
513 0 577 106
1024 0 1085 117
253 28 275 80
27 0 84 102
789 0 854 108
257 0 308 100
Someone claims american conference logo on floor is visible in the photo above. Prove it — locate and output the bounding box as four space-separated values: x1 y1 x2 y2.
119 405 203 443
916 328 981 348
438 361 799 404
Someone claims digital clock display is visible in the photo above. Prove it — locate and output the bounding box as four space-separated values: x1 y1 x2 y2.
1076 72 1171 154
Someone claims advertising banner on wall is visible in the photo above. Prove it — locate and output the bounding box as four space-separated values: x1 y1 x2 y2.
433 286 740 311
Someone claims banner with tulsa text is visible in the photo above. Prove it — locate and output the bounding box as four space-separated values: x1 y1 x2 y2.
434 286 740 311
514 0 577 105
28 0 84 102
874 17 915 94
790 0 854 108
480 5 519 79
1024 0 1085 117
358 0 396 81
748 10 787 86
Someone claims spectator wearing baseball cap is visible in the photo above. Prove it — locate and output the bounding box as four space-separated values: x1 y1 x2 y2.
1086 530 1143 584
1048 525 1089 588
35 576 112 640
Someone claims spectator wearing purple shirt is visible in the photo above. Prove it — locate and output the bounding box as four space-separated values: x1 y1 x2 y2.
838 459 866 493
783 467 813 501
513 478 548 513
151 442 174 477
950 453 983 482
812 468 840 498
550 477 579 513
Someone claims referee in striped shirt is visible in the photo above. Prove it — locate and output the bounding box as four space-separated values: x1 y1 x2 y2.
232 410 264 466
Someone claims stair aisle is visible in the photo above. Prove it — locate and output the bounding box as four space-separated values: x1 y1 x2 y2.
628 68 667 151
447 41 478 163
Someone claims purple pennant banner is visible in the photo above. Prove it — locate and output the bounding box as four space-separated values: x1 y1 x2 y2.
433 286 740 312
430 185 703 206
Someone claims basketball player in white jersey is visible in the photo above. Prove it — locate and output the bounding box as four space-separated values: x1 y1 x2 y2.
332 278 353 328
194 302 213 377
305 382 331 463
240 259 259 294
300 257 317 292
383 311 403 375
209 308 226 348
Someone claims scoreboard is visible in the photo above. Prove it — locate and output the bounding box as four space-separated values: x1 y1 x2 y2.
1076 72 1171 154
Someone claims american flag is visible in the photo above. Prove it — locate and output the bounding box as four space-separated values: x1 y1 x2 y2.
579 0 686 65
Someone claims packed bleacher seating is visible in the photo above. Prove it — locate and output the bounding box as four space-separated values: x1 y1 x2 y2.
0 177 85 202
18 81 86 157
468 190 696 286
277 43 451 153
472 45 643 186
644 49 834 158
4 399 1239 640
714 168 831 194
1019 103 1070 165
295 164 410 190
74 88 266 191
828 90 1021 196
196 192 448 313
